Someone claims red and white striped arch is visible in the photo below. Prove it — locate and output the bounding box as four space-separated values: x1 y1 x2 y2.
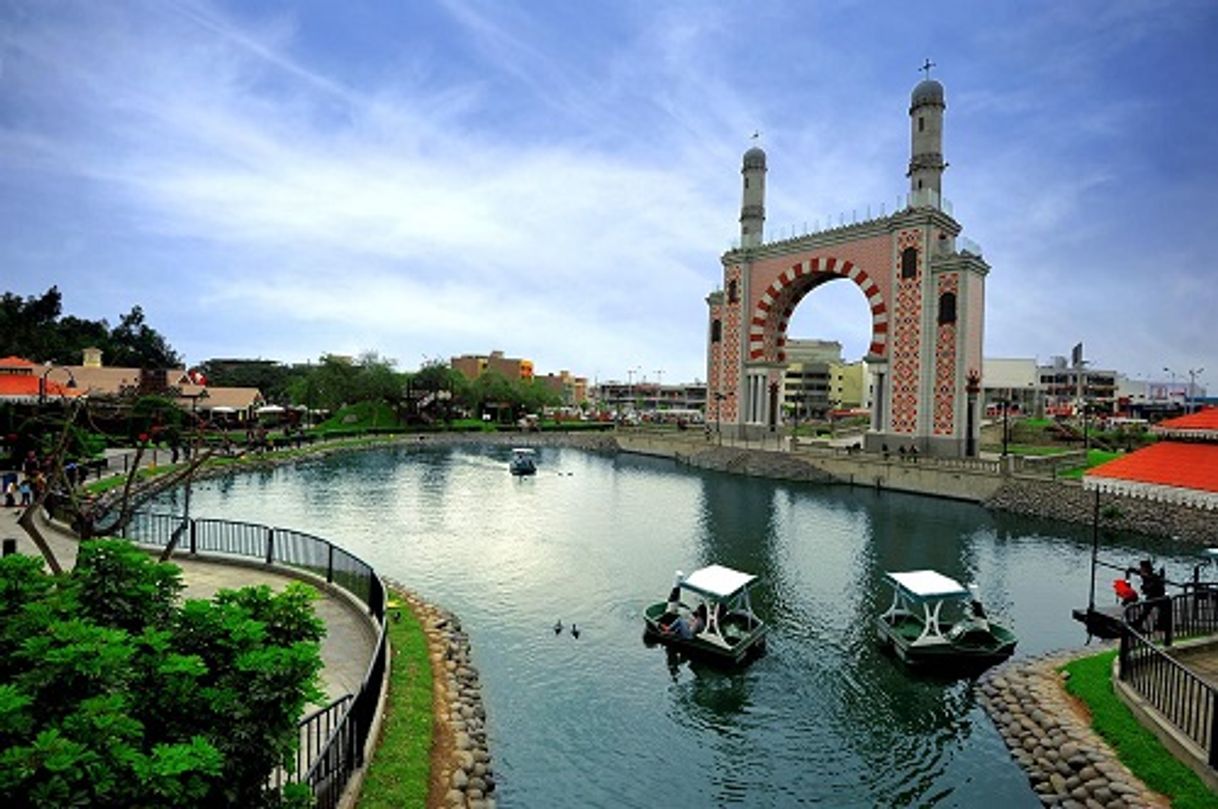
747 256 888 363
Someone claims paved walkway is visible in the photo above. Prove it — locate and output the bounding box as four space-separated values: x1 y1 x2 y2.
0 504 376 704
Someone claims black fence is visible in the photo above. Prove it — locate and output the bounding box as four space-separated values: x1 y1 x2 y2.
120 512 388 806
1119 589 1218 768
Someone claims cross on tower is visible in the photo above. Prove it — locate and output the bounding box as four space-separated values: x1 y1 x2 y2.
920 58 936 79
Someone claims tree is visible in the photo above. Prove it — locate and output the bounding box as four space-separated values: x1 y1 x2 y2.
0 541 322 808
106 306 182 369
0 287 182 368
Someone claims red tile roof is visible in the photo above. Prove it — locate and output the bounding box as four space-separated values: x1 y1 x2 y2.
1085 441 1218 509
0 374 83 400
1155 407 1218 439
0 356 36 371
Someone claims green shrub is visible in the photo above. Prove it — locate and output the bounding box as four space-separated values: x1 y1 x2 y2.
0 541 322 808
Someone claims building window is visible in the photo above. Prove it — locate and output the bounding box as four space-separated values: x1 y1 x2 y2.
918 179 924 189
938 291 957 325
918 116 925 132
728 279 738 303
901 247 917 279
744 178 749 189
711 319 722 343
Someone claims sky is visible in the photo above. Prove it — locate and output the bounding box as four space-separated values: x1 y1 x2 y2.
2 0 1215 389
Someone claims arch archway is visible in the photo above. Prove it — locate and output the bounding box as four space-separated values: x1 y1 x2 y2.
747 256 888 364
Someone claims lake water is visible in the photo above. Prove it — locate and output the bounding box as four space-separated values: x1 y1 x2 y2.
158 443 1200 807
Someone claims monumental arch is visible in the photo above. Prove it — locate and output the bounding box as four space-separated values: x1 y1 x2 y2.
706 75 990 458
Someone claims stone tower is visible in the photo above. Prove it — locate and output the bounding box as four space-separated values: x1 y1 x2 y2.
706 73 990 459
908 78 946 199
740 145 767 248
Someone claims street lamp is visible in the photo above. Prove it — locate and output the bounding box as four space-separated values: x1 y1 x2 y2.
1163 367 1179 410
39 366 77 405
1187 367 1205 414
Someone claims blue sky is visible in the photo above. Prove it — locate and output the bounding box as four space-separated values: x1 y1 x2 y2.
2 0 1215 389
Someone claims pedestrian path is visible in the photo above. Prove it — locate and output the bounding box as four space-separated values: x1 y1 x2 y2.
0 505 376 703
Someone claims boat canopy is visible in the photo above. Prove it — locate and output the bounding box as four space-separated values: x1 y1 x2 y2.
681 565 757 600
511 448 536 455
886 570 970 601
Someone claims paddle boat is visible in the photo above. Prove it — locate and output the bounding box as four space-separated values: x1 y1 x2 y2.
643 565 768 665
509 448 537 476
876 570 1017 671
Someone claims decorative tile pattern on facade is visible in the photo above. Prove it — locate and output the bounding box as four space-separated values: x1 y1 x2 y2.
889 230 923 434
933 272 960 435
721 265 743 421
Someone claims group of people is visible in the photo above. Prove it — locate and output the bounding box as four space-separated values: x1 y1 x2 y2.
3 451 50 510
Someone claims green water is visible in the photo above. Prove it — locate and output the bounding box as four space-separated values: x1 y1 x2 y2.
166 444 1197 807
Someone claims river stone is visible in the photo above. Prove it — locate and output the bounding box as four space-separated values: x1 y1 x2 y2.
1091 787 1112 803
468 776 486 793
452 768 468 789
1060 741 1080 759
445 788 464 806
455 731 472 750
1049 773 1068 793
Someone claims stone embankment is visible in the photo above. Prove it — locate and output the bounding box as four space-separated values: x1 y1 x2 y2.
978 651 1167 809
389 589 497 809
984 478 1218 545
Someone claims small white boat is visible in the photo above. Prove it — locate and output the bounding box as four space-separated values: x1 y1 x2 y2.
876 570 1017 671
643 565 768 665
509 448 537 476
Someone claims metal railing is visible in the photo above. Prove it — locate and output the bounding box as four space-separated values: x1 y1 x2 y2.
121 512 389 806
1119 590 1218 768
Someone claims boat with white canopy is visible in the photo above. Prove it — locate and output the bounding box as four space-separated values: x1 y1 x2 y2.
876 570 1016 670
509 448 537 476
643 565 768 665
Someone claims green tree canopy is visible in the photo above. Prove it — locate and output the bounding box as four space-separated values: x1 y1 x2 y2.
0 287 182 369
0 541 323 808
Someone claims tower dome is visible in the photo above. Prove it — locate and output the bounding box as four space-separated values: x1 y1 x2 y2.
910 79 945 109
742 145 767 170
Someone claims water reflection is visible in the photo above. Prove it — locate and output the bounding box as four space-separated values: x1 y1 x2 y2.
154 445 1207 807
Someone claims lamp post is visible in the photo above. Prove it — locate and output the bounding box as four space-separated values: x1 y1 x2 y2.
1001 388 1011 458
1163 367 1179 411
1187 367 1205 414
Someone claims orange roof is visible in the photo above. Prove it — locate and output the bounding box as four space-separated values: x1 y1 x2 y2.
0 374 84 401
1155 407 1218 438
1085 441 1218 509
0 356 36 371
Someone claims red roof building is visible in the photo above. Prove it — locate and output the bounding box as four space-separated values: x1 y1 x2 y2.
1085 407 1218 510
0 356 84 403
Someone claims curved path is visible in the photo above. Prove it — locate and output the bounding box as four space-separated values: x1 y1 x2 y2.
0 505 377 704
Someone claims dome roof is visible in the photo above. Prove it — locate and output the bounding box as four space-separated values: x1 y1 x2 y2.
911 79 945 107
742 145 767 170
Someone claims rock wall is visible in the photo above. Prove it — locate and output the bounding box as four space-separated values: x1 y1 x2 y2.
985 478 1218 546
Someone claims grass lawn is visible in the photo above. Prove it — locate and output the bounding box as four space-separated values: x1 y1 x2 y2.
1062 650 1216 809
358 595 434 809
1058 450 1122 479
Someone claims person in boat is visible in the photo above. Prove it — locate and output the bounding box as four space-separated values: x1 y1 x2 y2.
662 602 707 640
659 572 683 626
